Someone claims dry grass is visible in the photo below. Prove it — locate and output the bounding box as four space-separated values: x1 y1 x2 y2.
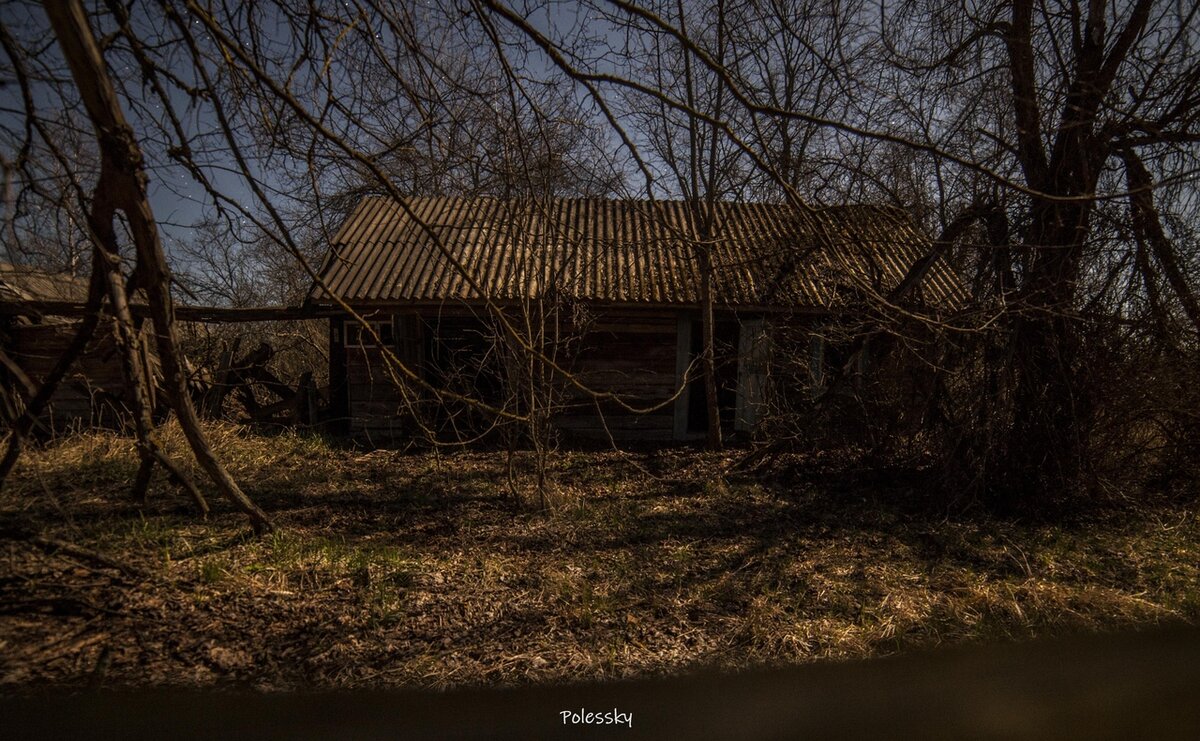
1 422 1198 691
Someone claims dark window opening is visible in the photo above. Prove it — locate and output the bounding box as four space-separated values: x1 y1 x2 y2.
685 319 739 434
344 318 394 347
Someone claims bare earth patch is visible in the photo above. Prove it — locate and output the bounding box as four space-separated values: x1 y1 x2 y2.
2 424 1198 692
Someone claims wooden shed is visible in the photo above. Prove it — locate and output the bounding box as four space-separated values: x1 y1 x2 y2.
308 197 962 444
0 263 159 432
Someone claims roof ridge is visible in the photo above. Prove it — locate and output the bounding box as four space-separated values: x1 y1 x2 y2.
358 194 910 212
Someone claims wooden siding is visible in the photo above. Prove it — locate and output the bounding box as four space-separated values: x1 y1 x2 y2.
4 321 158 431
557 311 680 442
346 344 407 440
334 307 787 445
343 312 429 441
336 309 687 443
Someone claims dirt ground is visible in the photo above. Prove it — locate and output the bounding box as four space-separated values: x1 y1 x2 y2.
2 424 1198 692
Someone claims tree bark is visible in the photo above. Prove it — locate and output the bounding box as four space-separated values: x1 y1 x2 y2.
986 0 1155 508
997 194 1095 506
698 244 723 450
1122 150 1200 337
89 179 208 514
44 0 270 532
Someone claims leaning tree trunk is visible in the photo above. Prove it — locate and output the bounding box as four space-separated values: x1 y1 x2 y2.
43 0 271 532
89 179 208 514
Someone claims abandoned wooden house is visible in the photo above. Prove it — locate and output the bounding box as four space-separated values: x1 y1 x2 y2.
308 197 963 443
0 262 160 432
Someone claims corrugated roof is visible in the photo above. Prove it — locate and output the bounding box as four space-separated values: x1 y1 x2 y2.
310 197 963 309
0 262 91 304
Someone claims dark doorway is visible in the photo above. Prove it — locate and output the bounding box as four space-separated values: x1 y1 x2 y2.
685 318 739 434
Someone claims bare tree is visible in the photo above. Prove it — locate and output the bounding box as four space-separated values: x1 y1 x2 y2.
3 0 1197 519
1 1 272 530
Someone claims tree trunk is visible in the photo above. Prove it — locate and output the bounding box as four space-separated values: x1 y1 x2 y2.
986 0 1153 508
90 181 208 514
997 199 1094 507
44 0 271 532
698 245 723 450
